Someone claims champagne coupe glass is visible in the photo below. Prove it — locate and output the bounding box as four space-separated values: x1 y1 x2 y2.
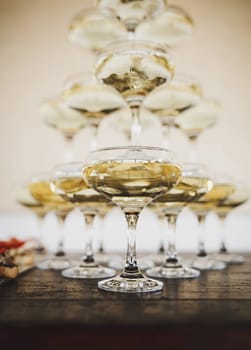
146 163 213 278
95 40 174 145
50 162 115 278
213 184 249 264
62 72 127 150
175 99 221 162
97 0 163 32
29 172 74 270
143 74 202 147
40 98 87 162
15 183 49 257
83 146 182 293
189 179 236 270
68 7 128 55
135 5 194 47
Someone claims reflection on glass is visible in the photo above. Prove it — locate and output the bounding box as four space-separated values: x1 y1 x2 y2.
83 146 182 293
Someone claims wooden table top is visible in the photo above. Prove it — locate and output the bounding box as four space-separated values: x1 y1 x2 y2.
1 254 251 350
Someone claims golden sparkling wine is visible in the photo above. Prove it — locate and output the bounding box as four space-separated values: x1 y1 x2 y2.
29 181 72 211
15 185 49 217
96 53 173 103
143 80 202 124
214 193 248 218
151 176 212 216
175 100 221 139
62 84 126 126
40 100 87 139
83 160 182 214
189 183 236 215
51 177 110 211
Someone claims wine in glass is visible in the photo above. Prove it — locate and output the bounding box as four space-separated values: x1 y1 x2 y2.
62 72 127 149
68 7 127 55
40 98 87 162
29 172 74 270
175 99 221 162
51 162 115 278
135 5 194 47
147 163 213 278
83 146 182 293
213 184 249 264
143 74 202 147
15 183 49 256
95 40 174 145
97 0 163 32
189 180 235 270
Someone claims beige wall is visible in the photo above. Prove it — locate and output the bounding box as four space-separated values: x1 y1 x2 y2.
1 0 251 211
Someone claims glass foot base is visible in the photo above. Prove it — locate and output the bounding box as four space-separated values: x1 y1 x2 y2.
108 257 154 270
37 255 72 270
146 265 200 279
62 263 116 279
98 273 163 293
214 252 245 264
192 256 226 271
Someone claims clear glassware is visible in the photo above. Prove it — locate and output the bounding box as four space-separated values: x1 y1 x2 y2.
62 72 127 149
143 74 202 148
29 172 74 270
146 163 213 278
135 5 194 47
68 7 128 54
14 183 49 258
83 146 182 293
213 184 249 264
189 179 236 270
97 0 163 32
40 97 87 162
95 40 174 145
50 162 115 278
175 99 221 162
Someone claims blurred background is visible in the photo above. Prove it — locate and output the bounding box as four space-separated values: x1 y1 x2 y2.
0 0 250 251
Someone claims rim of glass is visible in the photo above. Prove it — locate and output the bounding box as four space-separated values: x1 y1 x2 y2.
95 39 172 57
87 146 180 163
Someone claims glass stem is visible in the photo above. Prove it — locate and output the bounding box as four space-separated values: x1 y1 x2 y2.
82 212 96 264
63 135 73 162
55 214 66 257
188 136 198 162
197 214 207 257
130 105 142 146
218 214 228 253
158 216 165 254
123 213 139 274
165 214 179 265
90 125 98 151
35 214 46 253
162 125 170 149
